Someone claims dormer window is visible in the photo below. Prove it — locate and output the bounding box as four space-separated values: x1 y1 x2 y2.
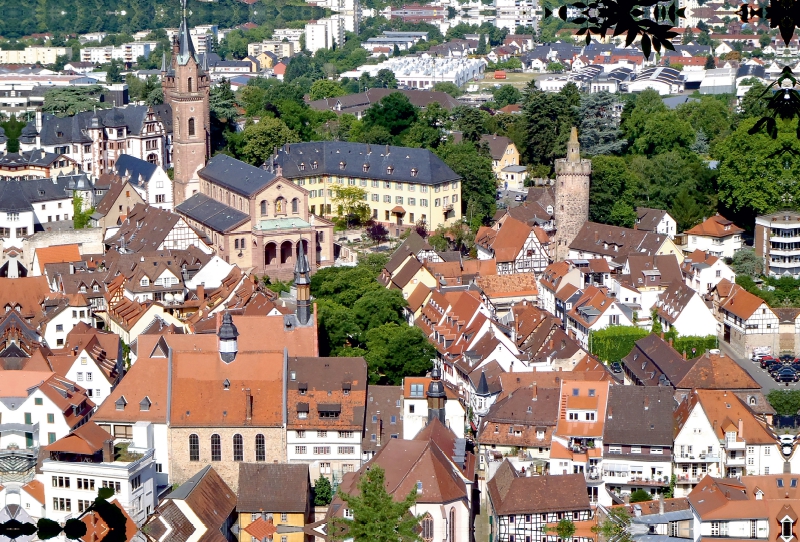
299 382 308 395
411 168 418 177
782 517 794 541
387 166 394 175
140 277 149 287
139 397 151 411
343 382 351 396
339 161 346 170
311 161 318 169
299 163 305 171
363 164 369 172
223 379 230 390
115 396 127 411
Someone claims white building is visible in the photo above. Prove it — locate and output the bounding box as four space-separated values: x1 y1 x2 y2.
685 214 744 258
114 154 174 211
681 249 736 295
273 28 305 44
40 297 94 348
80 42 158 64
402 376 466 439
341 56 487 89
636 207 678 239
654 281 718 337
0 177 74 248
673 389 782 497
0 47 72 65
41 421 157 525
304 17 345 53
494 0 538 30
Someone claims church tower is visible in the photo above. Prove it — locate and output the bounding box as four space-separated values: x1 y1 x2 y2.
294 239 311 326
162 0 210 206
553 127 591 261
426 365 447 425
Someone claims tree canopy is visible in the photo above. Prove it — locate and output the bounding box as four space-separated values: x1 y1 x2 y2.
42 86 110 116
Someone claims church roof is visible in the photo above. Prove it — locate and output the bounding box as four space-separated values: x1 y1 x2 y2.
198 154 278 197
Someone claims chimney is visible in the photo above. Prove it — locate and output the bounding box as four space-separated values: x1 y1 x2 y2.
682 350 687 360
594 231 599 242
197 283 205 301
659 494 665 514
102 439 114 463
669 338 673 346
245 388 253 420
738 418 743 438
532 384 538 400
35 110 42 131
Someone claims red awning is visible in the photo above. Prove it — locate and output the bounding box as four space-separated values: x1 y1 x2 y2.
391 206 406 214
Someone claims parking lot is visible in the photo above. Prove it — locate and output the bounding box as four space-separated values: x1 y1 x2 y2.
720 342 800 391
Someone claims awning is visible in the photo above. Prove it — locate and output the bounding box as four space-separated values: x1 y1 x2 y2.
391 206 406 215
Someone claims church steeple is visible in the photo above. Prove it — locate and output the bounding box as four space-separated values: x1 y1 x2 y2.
294 240 311 325
176 0 196 63
427 364 447 425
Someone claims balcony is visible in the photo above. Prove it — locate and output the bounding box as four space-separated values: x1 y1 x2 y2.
676 474 705 484
726 455 746 466
674 453 720 463
726 440 746 450
0 422 39 433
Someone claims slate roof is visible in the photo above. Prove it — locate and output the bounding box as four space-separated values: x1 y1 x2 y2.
621 333 690 387
0 177 71 213
0 150 67 167
237 463 309 513
23 106 155 146
636 207 670 232
114 154 159 185
176 193 250 232
603 386 674 446
105 203 182 252
272 142 460 186
198 154 277 197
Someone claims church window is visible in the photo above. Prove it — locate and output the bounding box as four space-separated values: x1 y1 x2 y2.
233 434 243 461
292 198 299 213
260 201 267 216
189 434 199 461
188 118 195 137
211 434 221 461
255 434 266 461
421 514 434 542
188 78 193 92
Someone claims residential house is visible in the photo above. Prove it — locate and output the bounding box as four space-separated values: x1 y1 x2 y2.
475 275 538 316
551 380 611 506
487 463 594 542
685 214 744 258
42 421 157 525
32 245 81 278
143 466 237 542
362 385 403 461
0 177 75 248
105 203 212 254
636 207 678 239
565 286 634 349
378 249 437 299
687 475 800 541
673 390 782 497
90 177 146 231
323 418 475 542
402 374 466 439
568 222 684 266
39 295 93 348
716 282 779 358
236 463 311 542
681 249 736 294
475 216 551 275
0 150 77 180
481 135 521 182
602 386 674 500
114 154 174 211
755 210 800 277
538 261 581 316
285 356 367 482
611 254 684 321
476 385 559 475
653 281 718 337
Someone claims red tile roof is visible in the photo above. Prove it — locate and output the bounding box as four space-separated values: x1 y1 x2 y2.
685 214 744 238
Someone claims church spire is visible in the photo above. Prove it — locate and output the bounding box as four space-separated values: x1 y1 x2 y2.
177 0 196 63
294 240 311 325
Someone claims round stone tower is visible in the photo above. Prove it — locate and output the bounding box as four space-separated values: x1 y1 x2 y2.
553 127 591 261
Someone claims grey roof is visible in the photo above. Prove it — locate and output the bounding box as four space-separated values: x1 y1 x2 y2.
115 154 159 185
60 173 94 192
0 177 71 213
198 154 277 197
604 386 675 446
237 463 309 512
0 183 32 212
272 142 460 186
175 193 250 232
737 64 766 79
153 103 174 135
662 95 699 109
169 465 212 500
23 105 155 146
0 150 66 167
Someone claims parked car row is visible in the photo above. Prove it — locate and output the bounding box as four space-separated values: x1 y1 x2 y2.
753 353 800 383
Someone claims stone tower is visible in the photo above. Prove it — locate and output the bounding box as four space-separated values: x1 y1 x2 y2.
553 127 591 261
162 0 210 206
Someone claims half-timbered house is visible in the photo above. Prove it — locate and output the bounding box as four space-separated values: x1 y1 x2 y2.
475 216 551 275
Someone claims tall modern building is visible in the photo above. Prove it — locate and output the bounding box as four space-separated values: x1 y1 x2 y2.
162 0 211 206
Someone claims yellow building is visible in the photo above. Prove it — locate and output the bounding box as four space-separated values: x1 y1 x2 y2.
481 134 521 182
272 142 463 230
236 463 312 542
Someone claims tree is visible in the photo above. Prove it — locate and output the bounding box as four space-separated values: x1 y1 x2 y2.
106 59 123 83
738 81 769 120
631 111 695 156
209 78 238 123
364 323 435 385
367 223 389 244
309 79 346 100
363 92 418 138
332 466 419 542
433 82 463 97
554 520 576 540
43 86 110 116
546 61 564 73
682 27 696 44
477 33 489 54
676 96 732 150
670 187 705 231
333 186 370 226
451 105 487 142
147 87 164 106
588 155 638 224
705 54 716 69
620 89 667 143
759 33 772 48
608 200 636 228
578 91 627 156
691 130 709 154
492 85 522 108
314 475 333 506
731 248 764 277
629 489 654 503
72 195 94 229
375 68 398 89
521 83 579 167
352 288 407 332
716 118 800 220
593 507 632 542
240 118 298 166
435 142 496 222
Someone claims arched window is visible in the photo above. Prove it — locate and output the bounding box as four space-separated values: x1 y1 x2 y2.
188 118 196 137
233 434 243 461
292 198 299 214
188 77 193 92
255 434 266 461
449 508 455 542
421 514 434 542
211 434 221 461
189 434 199 461
260 200 267 216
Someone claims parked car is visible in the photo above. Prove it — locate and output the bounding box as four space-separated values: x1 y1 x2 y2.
514 194 524 202
780 434 797 445
780 354 796 363
774 367 800 383
610 362 622 374
761 357 780 369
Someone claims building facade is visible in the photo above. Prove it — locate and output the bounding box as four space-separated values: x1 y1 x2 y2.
755 211 800 277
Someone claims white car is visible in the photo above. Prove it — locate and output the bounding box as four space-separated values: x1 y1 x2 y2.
514 194 523 202
779 434 795 445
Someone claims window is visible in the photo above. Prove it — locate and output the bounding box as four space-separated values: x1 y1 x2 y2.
339 431 353 438
281 513 288 522
421 199 428 207
233 434 243 461
77 372 83 381
396 196 403 204
292 198 299 213
317 431 327 438
313 446 331 455
296 430 306 438
371 193 379 202
47 414 54 424
189 434 199 461
255 434 265 461
338 446 355 454
86 372 93 382
56 324 63 332
211 434 221 461
609 446 622 454
131 475 141 490
384 195 391 203
411 384 424 397
188 118 196 136
295 446 307 454
631 446 641 454
140 277 149 287
260 201 267 215
783 519 793 540
35 398 43 406
24 413 31 425
421 514 434 542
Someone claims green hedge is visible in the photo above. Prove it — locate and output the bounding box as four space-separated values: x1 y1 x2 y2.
590 327 718 363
